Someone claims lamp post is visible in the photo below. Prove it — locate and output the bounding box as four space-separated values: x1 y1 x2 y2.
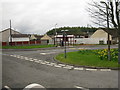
10 20 12 46
61 30 68 58
54 23 57 46
100 1 111 60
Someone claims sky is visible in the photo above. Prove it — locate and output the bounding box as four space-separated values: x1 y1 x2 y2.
1 0 100 35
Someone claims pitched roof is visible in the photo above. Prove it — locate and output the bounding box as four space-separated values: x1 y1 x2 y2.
11 34 30 38
34 35 43 39
41 34 52 40
0 28 21 34
101 28 118 37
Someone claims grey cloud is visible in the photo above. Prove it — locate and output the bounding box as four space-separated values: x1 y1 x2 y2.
2 0 95 34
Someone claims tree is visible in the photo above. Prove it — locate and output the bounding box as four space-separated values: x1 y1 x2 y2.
88 0 120 63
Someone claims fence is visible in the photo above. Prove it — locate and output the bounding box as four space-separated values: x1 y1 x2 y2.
2 41 43 46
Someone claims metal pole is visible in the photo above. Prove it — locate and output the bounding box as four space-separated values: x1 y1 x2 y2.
10 20 12 46
54 24 57 46
64 30 67 58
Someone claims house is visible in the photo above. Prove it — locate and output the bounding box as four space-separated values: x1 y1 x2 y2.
30 34 43 41
41 34 53 44
90 29 112 44
74 29 118 44
90 29 118 44
11 34 30 42
0 28 21 42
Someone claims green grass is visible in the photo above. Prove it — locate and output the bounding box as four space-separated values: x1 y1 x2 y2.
56 50 118 68
2 44 55 49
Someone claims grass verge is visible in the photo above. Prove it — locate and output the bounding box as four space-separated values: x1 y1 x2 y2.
55 50 118 68
2 45 55 49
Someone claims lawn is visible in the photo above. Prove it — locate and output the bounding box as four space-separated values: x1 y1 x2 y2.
55 50 118 68
2 44 55 49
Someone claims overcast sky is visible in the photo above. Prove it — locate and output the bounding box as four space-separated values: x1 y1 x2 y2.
1 0 100 35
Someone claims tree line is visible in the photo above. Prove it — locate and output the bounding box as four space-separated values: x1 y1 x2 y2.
46 26 98 35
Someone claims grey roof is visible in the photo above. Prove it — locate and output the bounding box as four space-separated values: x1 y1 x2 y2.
102 28 119 37
11 34 30 38
0 28 21 34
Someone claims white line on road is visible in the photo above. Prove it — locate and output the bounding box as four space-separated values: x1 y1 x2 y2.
100 69 111 71
74 67 84 70
33 59 38 61
74 85 89 90
46 63 54 66
86 68 97 71
54 65 62 68
40 62 46 65
63 66 73 69
40 53 47 55
58 64 66 67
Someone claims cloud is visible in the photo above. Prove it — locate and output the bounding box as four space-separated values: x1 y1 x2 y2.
1 0 94 34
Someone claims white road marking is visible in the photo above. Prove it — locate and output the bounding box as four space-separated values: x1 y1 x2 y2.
40 62 46 65
40 53 47 55
10 55 14 56
38 60 42 62
44 61 50 64
46 63 53 66
63 66 73 69
66 65 74 68
74 86 89 90
29 59 34 62
54 65 62 68
58 64 66 67
13 55 17 57
9 55 112 72
33 59 38 61
40 52 56 55
50 63 56 65
16 56 21 58
86 68 97 71
74 67 84 70
100 69 111 71
34 60 40 63
4 86 11 90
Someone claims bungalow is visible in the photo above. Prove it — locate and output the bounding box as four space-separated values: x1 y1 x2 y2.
74 29 118 44
30 34 43 41
41 34 53 44
0 28 21 42
11 34 30 42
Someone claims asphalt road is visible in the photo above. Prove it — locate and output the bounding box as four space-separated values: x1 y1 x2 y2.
2 45 119 89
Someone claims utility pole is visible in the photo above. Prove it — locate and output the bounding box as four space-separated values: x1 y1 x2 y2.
10 20 12 46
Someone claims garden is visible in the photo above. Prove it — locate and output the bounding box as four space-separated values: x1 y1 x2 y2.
55 49 119 68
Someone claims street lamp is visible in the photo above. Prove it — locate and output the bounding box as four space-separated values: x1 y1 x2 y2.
54 23 57 46
61 30 68 58
9 20 12 46
100 1 111 60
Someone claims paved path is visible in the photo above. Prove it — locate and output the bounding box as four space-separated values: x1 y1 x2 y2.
2 45 119 89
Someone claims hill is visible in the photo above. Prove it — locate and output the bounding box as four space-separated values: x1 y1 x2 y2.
46 26 97 35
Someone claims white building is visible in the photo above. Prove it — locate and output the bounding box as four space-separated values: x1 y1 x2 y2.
10 34 30 42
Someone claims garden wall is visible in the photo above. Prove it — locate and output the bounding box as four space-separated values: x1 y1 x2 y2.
2 40 48 46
